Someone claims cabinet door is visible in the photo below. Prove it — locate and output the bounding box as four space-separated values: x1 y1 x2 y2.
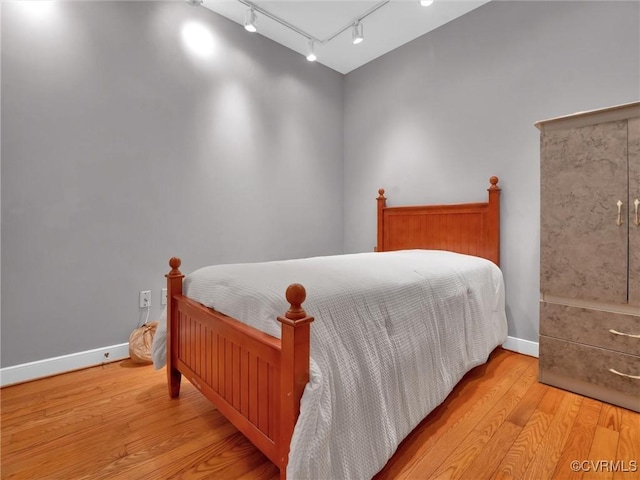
541 120 628 303
629 117 640 307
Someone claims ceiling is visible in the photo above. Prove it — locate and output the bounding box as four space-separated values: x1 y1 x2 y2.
202 0 491 74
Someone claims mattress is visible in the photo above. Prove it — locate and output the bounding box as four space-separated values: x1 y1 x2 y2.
151 250 507 479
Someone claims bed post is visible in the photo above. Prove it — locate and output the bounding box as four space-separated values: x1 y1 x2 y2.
166 257 185 398
487 176 501 266
376 188 387 252
277 284 314 479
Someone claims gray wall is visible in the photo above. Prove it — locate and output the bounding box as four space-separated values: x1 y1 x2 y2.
344 1 640 343
1 2 344 367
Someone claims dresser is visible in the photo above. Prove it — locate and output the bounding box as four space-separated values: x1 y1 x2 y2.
536 102 640 412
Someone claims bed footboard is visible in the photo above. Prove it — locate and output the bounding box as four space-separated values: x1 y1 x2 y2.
165 258 313 478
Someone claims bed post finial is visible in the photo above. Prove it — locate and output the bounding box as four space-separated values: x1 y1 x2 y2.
169 257 182 275
285 284 307 320
489 176 499 190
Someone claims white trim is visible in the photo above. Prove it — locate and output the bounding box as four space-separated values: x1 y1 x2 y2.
502 336 539 358
0 343 130 387
0 337 539 387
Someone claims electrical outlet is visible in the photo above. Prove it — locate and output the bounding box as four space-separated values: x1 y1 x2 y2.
139 290 151 308
161 288 167 305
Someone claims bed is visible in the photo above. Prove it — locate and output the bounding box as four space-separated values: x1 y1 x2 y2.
153 176 505 479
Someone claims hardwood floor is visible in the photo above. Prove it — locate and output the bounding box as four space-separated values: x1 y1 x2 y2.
2 349 638 479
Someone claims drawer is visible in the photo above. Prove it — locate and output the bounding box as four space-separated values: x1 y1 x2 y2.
540 302 640 356
539 336 640 398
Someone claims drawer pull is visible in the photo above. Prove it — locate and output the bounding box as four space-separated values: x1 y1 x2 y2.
609 368 640 380
609 329 640 339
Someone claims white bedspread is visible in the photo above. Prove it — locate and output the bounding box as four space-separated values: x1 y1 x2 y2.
152 250 507 479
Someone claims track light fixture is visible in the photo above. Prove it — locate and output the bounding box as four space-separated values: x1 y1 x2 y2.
244 7 257 32
232 0 390 62
352 21 364 45
420 0 434 6
306 39 317 62
186 0 203 5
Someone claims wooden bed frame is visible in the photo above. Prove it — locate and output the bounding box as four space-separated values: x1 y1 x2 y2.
165 176 501 479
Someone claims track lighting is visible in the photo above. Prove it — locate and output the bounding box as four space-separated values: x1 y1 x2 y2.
234 0 391 63
306 39 317 62
352 21 363 45
244 7 257 32
186 0 203 5
420 0 434 6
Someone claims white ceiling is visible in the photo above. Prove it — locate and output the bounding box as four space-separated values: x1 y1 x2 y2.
203 0 491 74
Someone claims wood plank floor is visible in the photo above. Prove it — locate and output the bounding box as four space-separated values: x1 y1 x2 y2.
2 349 638 479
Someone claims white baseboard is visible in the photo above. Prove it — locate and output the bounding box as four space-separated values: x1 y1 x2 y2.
0 336 538 387
0 343 130 387
502 336 539 358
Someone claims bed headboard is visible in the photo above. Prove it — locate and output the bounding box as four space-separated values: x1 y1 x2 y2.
376 176 501 266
